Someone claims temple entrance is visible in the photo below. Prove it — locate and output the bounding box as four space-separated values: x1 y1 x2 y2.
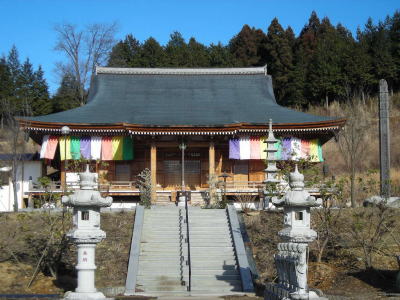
162 149 202 190
234 160 249 187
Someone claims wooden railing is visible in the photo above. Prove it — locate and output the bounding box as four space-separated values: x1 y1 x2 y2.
29 180 332 197
223 181 264 189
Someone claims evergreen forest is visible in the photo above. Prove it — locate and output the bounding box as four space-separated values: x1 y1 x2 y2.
1 11 400 117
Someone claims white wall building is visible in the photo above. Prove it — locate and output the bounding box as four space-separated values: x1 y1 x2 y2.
0 154 43 211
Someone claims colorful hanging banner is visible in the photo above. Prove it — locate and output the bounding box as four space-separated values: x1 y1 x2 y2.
70 136 81 160
260 136 267 160
101 136 113 161
229 139 240 159
91 136 102 160
80 136 91 159
239 137 250 160
40 135 49 159
250 136 261 159
45 136 59 160
38 135 135 161
59 136 71 160
112 136 123 160
229 136 323 162
123 137 134 160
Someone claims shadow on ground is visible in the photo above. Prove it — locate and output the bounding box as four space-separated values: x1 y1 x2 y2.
350 269 399 293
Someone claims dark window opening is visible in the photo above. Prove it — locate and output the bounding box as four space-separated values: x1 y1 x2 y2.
295 211 303 221
82 211 89 220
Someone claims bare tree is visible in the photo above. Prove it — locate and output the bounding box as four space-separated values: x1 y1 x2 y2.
0 98 31 212
54 22 117 106
335 98 371 207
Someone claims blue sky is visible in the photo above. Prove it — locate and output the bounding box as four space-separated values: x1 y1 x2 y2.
0 0 399 94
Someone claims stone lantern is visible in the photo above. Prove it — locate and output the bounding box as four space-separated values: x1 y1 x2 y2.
265 165 324 300
62 165 113 300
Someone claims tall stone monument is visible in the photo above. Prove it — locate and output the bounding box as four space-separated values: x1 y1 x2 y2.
265 165 324 300
62 165 113 300
379 79 391 198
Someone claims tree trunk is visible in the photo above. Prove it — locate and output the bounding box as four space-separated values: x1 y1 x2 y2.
317 237 329 263
325 94 329 110
12 159 18 212
350 172 357 208
12 178 18 212
362 91 366 106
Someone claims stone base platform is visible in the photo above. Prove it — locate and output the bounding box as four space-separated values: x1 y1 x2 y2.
64 291 113 300
264 283 327 300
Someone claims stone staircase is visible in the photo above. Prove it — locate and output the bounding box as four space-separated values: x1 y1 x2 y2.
127 205 252 296
135 206 188 294
155 193 171 205
189 207 242 293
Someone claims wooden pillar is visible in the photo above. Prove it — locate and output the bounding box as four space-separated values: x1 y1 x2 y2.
150 142 157 203
209 141 215 179
60 160 66 189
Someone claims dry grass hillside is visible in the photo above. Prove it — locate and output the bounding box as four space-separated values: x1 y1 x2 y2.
307 94 400 174
0 211 134 295
0 128 38 155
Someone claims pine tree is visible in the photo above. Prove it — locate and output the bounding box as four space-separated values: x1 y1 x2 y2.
0 57 13 99
298 11 321 60
228 25 266 66
0 57 14 128
389 11 400 91
14 58 36 114
208 43 235 67
7 45 20 91
187 37 209 67
108 34 142 67
359 18 396 90
52 73 80 112
165 31 189 67
340 27 373 100
285 26 296 50
265 18 294 104
140 37 166 67
306 17 344 105
31 66 52 116
288 11 322 106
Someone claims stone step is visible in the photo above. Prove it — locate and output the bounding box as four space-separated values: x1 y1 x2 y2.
189 222 228 225
137 269 186 276
190 253 236 260
139 247 182 253
191 274 241 281
136 284 188 292
142 228 181 233
140 247 182 253
191 259 237 267
138 261 184 268
189 234 232 239
143 220 181 224
190 285 242 292
136 278 184 286
191 264 237 271
138 256 182 262
142 226 183 230
140 235 181 241
188 229 231 234
190 269 239 276
140 238 181 242
190 242 233 247
144 212 180 215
